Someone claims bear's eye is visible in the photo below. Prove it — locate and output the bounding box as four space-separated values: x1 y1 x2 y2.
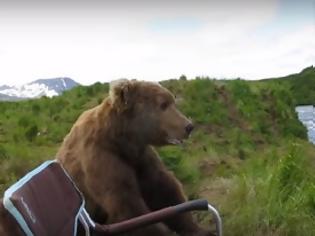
160 101 169 111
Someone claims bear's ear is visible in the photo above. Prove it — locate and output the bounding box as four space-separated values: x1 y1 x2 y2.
109 79 133 106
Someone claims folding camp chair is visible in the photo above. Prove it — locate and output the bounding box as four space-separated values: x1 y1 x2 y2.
3 160 222 236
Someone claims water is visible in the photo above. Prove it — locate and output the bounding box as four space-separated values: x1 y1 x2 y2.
295 105 315 144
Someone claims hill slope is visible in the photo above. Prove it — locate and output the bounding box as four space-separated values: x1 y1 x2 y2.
1 67 315 235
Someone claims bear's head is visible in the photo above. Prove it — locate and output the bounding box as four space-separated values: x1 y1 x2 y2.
109 79 193 146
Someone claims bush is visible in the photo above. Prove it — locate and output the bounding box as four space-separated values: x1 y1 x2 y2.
222 143 315 235
31 104 41 114
18 116 31 128
0 145 8 159
25 125 38 142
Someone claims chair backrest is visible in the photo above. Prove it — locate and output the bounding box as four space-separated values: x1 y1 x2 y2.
3 160 89 236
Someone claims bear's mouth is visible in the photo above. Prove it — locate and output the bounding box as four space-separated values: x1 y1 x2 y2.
167 138 184 145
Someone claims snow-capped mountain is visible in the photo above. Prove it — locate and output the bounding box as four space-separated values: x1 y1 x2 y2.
0 85 11 90
0 77 80 101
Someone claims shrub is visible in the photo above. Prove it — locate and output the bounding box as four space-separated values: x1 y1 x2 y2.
25 125 38 142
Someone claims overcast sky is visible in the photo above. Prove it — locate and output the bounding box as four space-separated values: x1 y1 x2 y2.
0 0 314 85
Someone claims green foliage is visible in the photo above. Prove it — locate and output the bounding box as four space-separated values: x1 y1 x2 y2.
25 124 38 142
221 143 315 235
0 145 9 159
179 75 187 81
18 116 32 128
177 78 229 125
32 104 41 114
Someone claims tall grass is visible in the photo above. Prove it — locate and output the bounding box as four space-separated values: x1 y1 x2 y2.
222 142 315 236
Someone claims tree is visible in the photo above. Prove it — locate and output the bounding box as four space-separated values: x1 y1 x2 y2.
179 75 187 81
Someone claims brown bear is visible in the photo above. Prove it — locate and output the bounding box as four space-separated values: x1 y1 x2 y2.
57 80 212 236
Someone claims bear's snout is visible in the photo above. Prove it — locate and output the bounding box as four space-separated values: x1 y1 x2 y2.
185 123 194 135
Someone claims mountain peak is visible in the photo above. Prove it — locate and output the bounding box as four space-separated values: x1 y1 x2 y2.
30 77 79 94
0 85 12 90
31 77 77 86
0 77 80 101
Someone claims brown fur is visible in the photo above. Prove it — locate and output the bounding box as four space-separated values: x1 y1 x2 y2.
57 80 212 236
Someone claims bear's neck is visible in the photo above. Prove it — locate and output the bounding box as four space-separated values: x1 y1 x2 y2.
108 134 148 168
97 103 148 165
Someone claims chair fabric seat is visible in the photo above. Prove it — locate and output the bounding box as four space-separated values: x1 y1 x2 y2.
3 160 91 236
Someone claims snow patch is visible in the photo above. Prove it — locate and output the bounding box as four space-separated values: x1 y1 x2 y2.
0 83 58 98
0 77 79 100
61 78 66 88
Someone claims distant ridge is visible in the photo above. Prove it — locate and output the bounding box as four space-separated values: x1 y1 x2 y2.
0 77 80 101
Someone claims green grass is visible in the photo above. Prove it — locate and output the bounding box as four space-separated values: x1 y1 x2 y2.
217 142 315 235
1 66 315 235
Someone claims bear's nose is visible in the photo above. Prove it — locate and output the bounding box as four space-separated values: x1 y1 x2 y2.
185 123 194 135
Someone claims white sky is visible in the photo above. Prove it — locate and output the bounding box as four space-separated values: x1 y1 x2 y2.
0 0 314 85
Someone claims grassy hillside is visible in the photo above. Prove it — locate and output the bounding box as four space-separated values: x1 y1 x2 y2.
1 66 315 235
